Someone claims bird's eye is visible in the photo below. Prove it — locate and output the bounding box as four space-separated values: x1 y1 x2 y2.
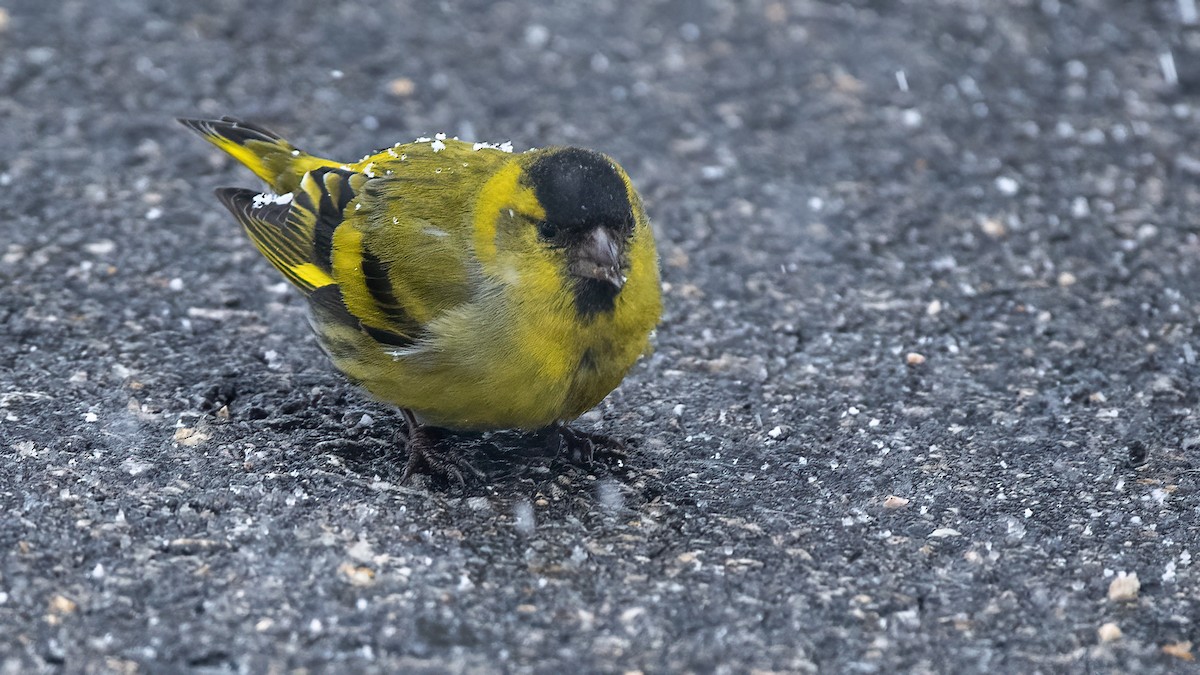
536 220 558 240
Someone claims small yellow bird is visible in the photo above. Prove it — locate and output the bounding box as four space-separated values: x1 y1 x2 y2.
179 117 662 483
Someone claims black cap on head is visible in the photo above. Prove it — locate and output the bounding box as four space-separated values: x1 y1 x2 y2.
524 148 634 237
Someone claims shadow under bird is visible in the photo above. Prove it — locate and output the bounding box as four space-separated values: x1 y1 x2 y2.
178 117 662 484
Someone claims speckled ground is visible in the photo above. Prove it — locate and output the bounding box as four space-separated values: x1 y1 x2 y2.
1 0 1198 672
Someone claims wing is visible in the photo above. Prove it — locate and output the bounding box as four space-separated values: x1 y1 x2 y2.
215 137 505 355
214 168 423 348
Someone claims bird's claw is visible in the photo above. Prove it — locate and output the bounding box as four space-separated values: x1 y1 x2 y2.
544 424 627 466
398 422 484 487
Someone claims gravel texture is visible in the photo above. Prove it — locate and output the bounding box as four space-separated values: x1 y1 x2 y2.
2 0 1199 672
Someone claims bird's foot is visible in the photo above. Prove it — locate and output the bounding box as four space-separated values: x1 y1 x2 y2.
398 414 484 487
542 423 627 466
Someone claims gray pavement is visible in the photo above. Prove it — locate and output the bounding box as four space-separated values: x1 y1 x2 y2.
1 0 1198 672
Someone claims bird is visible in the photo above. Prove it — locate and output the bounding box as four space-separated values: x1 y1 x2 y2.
178 116 662 484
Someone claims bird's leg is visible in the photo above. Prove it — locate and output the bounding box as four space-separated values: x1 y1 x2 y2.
541 423 627 465
398 409 485 487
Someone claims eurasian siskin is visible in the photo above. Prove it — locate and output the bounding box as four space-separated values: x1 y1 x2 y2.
179 117 662 483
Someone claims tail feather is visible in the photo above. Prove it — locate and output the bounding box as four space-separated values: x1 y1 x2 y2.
178 116 334 193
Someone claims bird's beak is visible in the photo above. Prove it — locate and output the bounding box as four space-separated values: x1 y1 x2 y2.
569 227 625 290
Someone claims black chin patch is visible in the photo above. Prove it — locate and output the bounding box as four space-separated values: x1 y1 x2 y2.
524 148 634 237
573 277 621 317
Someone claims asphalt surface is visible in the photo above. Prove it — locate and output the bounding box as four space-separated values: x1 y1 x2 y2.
2 0 1199 672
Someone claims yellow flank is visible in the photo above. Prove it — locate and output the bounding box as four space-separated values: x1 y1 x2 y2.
183 119 663 432
329 223 389 327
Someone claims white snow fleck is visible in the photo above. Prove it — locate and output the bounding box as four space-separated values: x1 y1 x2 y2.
434 132 446 140
251 192 293 208
386 148 398 158
1162 560 1177 583
767 426 783 439
1183 0 1199 24
513 501 536 534
431 139 446 152
524 24 550 48
901 109 922 127
422 227 449 238
85 240 116 256
1161 51 1179 87
895 70 909 91
84 412 99 423
291 149 301 156
330 69 344 80
929 528 961 538
499 141 513 153
415 136 432 143
354 203 362 211
363 163 376 177
995 176 1020 195
392 217 400 225
597 480 623 513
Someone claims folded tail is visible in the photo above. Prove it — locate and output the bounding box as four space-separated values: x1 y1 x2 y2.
178 116 335 193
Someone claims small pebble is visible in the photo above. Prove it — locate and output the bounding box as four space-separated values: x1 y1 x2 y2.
1107 572 1139 602
388 77 416 97
1097 622 1122 642
1162 641 1194 661
49 595 77 615
905 352 926 366
980 218 1007 238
